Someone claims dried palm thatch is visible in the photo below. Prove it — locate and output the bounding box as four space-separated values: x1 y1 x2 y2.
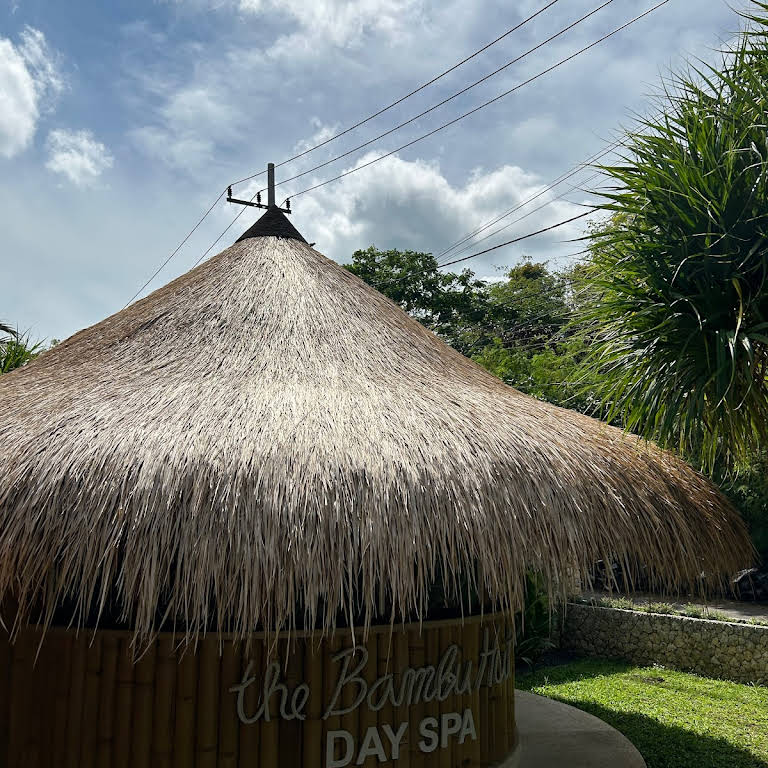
0 213 752 645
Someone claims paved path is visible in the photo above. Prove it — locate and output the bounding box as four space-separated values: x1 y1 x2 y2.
514 690 646 768
580 590 768 623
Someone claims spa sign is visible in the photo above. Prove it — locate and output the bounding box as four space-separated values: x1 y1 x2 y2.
230 630 514 767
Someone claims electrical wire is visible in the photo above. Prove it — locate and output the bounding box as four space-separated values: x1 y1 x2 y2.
128 1 666 303
282 0 670 203
228 0 563 188
124 1 562 306
123 189 228 308
256 0 614 196
374 210 594 290
432 107 663 268
434 171 602 268
433 145 619 265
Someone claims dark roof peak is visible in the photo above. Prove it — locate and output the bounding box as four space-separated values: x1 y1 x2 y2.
236 206 307 244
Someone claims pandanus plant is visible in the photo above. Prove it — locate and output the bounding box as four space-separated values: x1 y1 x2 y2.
0 322 41 374
578 1 768 470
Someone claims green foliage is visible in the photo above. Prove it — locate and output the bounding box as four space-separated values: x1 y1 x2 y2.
471 259 601 412
578 5 768 469
515 572 556 667
518 659 768 768
348 247 596 411
345 246 488 355
720 451 768 563
0 328 41 374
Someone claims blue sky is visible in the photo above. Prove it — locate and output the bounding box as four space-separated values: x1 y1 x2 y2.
0 0 745 340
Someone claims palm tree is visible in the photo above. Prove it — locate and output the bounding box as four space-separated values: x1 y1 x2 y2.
577 1 768 469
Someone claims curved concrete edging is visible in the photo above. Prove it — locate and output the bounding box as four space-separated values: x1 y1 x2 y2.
512 690 646 768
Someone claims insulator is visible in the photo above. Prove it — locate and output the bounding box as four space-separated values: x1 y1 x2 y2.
257 191 261 204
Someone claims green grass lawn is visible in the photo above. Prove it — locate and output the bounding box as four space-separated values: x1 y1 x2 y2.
517 659 768 768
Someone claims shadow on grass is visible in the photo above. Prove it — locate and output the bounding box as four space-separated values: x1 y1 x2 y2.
517 659 768 768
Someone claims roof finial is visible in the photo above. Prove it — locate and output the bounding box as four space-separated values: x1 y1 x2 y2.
267 162 276 208
226 163 292 214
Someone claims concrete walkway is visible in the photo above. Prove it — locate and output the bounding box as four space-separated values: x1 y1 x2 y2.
580 590 768 623
515 690 646 768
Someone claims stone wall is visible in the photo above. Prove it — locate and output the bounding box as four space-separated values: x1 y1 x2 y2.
561 603 768 685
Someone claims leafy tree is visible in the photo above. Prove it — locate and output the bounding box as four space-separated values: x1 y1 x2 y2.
719 452 768 563
345 246 488 355
577 3 768 469
485 259 569 349
470 259 600 412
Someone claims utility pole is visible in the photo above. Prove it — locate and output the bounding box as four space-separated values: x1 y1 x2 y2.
227 163 292 213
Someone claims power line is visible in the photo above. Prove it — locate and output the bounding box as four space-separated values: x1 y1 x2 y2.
436 210 594 269
129 1 666 302
123 189 227 308
433 145 618 265
434 171 602 268
123 2 561 306
374 210 594 290
257 0 615 196
432 105 665 266
190 196 255 269
228 0 563 188
282 0 671 203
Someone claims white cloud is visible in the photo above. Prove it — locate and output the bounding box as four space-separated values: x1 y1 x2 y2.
239 0 422 52
128 85 243 171
0 26 63 158
45 129 114 186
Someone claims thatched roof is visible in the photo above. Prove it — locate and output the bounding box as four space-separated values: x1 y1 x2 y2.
0 210 752 643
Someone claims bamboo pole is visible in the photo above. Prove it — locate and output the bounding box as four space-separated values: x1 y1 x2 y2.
30 632 56 767
0 631 11 768
259 640 279 767
499 621 512 757
96 635 119 768
218 641 241 768
65 635 87 768
7 632 29 768
437 627 452 768
465 622 481 767
80 635 103 768
377 631 394 755
195 636 221 768
453 624 467 766
172 643 198 768
407 627 425 768
238 641 261 766
279 639 303 766
132 640 157 768
418 627 440 768
302 640 323 768
322 635 342 768
358 632 378 768
478 626 490 760
508 634 517 753
151 636 177 768
111 639 134 768
393 630 410 768
52 633 74 766
337 637 357 767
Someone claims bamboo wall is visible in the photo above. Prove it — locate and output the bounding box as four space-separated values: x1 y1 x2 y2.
0 615 517 768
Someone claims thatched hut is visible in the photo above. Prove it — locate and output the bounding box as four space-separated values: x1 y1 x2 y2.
0 204 751 767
